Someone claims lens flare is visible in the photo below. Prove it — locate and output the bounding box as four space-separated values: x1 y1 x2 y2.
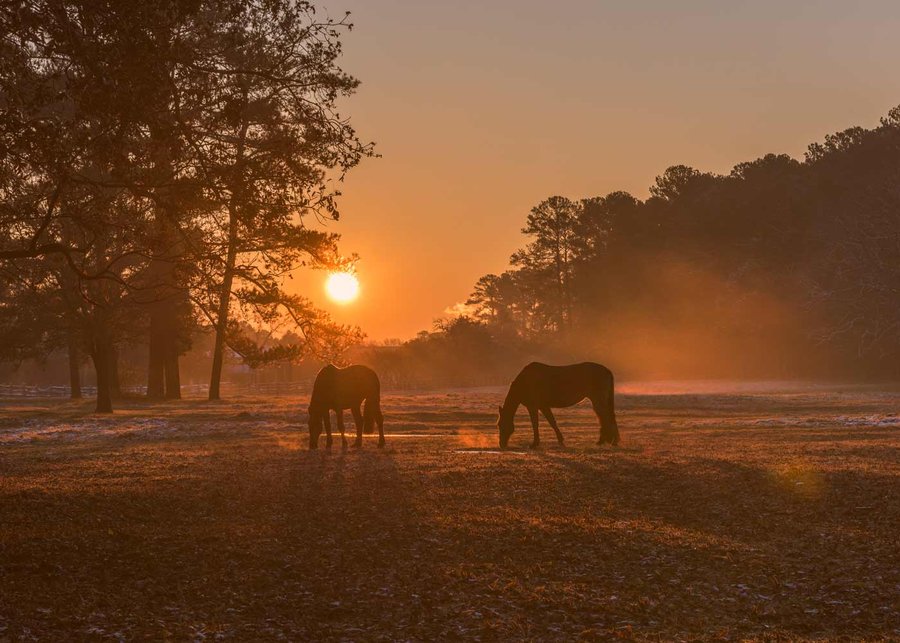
325 272 360 304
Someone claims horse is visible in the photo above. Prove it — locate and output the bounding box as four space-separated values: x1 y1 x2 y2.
497 362 619 449
308 364 385 449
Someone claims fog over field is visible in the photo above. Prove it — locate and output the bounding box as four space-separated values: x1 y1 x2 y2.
3 381 899 445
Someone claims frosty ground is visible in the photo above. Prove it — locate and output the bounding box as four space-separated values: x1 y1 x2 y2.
1 383 898 641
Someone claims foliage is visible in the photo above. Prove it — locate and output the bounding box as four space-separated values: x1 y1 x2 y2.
452 106 900 379
0 0 370 406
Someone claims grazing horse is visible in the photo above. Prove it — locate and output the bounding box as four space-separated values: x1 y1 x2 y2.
497 362 619 448
308 364 385 449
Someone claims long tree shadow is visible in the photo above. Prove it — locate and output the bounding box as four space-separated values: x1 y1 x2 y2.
0 434 434 640
3 425 898 641
416 448 900 639
533 450 898 543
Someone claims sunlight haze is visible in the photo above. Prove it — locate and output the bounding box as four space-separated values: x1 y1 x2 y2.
303 0 900 340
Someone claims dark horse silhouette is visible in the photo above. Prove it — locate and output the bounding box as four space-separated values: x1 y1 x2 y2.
498 362 619 448
308 364 385 449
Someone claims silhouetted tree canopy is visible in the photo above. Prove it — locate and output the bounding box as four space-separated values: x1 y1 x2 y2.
369 105 900 385
0 0 370 408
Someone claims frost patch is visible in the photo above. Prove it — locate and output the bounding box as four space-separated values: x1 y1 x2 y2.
0 417 176 444
836 414 900 428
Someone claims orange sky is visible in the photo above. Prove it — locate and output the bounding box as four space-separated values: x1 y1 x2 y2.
294 0 900 341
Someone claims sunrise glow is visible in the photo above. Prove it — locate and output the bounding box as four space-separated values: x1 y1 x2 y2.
325 272 360 304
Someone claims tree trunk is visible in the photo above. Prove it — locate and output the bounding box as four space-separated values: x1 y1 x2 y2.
108 343 121 399
208 200 241 401
68 332 82 399
146 121 184 401
149 299 183 400
147 305 166 398
165 343 181 399
209 104 248 402
92 338 113 413
148 297 184 400
208 260 236 401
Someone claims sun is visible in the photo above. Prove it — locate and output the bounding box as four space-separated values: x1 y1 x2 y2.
325 271 360 304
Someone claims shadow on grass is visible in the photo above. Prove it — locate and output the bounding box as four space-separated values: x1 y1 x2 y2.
423 450 900 639
0 439 439 639
2 396 899 640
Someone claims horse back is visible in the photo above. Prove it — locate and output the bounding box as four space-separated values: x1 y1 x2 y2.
310 364 380 411
513 362 612 408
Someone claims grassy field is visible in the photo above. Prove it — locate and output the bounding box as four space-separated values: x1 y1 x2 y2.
1 383 898 641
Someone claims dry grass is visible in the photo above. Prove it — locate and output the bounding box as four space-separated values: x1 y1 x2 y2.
1 384 898 641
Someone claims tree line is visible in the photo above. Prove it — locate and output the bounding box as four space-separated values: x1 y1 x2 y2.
0 0 371 410
362 107 900 385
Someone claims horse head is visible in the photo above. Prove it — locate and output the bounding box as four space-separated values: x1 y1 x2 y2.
308 406 323 449
497 405 515 448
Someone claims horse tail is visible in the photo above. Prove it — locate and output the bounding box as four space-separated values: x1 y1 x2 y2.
363 398 384 434
605 370 620 443
363 398 374 434
363 382 382 435
607 371 616 420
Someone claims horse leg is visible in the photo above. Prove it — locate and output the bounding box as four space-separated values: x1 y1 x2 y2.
375 405 385 448
349 406 362 448
528 406 540 449
362 400 375 434
336 409 350 449
309 412 321 450
541 407 564 446
324 411 333 449
592 393 620 446
351 405 364 448
353 402 368 447
364 398 385 448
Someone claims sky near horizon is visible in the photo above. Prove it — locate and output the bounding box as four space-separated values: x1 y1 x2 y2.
293 0 900 341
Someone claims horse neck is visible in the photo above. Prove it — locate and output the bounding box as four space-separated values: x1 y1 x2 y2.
501 387 521 416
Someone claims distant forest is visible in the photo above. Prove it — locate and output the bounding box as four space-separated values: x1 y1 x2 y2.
359 106 900 387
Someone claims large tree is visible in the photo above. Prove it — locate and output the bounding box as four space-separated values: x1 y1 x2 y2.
0 0 371 407
153 0 373 400
510 196 580 332
0 0 162 410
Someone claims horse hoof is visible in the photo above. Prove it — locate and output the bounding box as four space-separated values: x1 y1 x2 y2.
353 441 362 448
378 440 385 449
529 442 540 449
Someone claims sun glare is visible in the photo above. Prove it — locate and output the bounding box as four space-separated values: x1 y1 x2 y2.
325 272 360 304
